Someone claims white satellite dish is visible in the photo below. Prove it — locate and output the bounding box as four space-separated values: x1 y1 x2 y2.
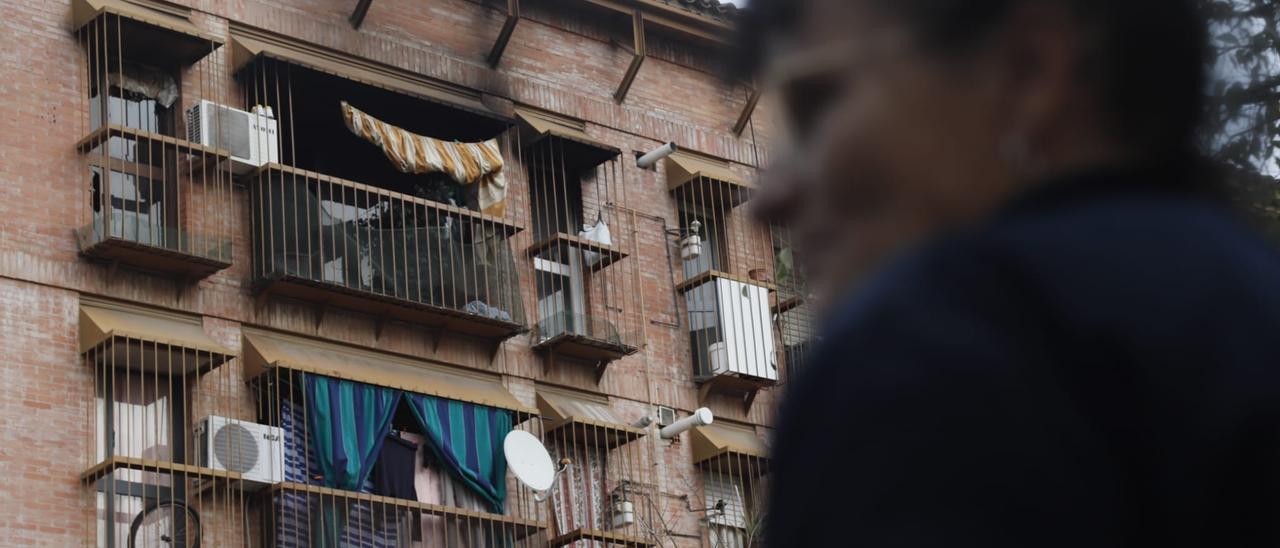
504 430 558 494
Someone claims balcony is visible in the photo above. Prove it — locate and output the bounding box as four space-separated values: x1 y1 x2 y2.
75 11 234 281
528 232 628 273
536 388 653 544
248 163 528 341
772 225 816 381
520 117 643 378
533 311 640 378
243 330 550 547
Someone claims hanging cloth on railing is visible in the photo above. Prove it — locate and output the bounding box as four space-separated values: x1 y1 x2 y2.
404 392 514 513
341 101 509 216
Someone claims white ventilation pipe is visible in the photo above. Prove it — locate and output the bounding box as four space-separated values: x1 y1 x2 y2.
637 142 678 169
660 407 713 439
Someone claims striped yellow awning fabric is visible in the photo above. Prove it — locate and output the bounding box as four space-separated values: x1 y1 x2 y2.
342 101 508 216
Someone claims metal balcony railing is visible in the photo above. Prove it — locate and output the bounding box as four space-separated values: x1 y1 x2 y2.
249 164 527 338
533 311 640 353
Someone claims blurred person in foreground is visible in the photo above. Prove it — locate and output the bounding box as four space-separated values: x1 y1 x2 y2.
745 0 1280 546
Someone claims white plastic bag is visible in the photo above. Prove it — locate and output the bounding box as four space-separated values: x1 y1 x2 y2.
579 217 612 266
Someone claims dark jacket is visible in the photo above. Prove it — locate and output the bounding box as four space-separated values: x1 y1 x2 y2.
767 170 1280 547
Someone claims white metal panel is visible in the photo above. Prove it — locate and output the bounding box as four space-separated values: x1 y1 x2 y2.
715 278 778 381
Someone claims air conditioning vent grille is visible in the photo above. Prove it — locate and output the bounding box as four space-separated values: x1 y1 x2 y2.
214 105 252 159
657 406 677 427
213 422 260 473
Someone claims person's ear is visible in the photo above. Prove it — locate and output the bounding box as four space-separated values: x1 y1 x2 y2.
994 1 1082 173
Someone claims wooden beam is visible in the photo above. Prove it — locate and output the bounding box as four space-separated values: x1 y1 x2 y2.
314 301 330 330
254 286 272 315
614 9 646 103
742 387 759 414
641 11 729 45
487 0 521 68
350 0 374 29
733 86 761 136
593 361 608 384
374 312 390 342
578 0 734 35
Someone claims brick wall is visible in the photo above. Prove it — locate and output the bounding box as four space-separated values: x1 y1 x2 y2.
0 0 781 545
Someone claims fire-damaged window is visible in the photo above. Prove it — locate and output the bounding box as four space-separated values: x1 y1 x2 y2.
241 58 527 334
86 61 181 249
75 6 233 275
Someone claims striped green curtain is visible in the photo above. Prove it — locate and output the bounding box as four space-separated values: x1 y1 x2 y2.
405 393 514 513
304 373 402 491
303 374 402 547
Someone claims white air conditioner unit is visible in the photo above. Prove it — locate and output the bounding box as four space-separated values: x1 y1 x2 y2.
194 416 284 490
186 100 279 175
706 277 778 382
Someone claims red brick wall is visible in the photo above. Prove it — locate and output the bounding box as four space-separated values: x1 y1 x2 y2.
0 0 780 545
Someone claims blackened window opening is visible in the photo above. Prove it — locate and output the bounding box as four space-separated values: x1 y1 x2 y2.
250 61 507 213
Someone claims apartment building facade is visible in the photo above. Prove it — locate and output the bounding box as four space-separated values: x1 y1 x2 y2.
0 0 814 545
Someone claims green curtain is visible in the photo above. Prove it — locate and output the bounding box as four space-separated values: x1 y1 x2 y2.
304 374 402 547
304 373 402 490
405 392 514 513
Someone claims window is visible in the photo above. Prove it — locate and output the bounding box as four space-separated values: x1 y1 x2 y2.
770 226 804 294
685 279 723 376
536 257 586 338
85 62 180 250
91 167 170 248
771 225 815 379
95 370 181 547
548 440 610 535
272 395 505 547
239 329 545 548
88 62 177 135
705 472 746 547
528 138 591 340
249 61 504 204
704 471 766 548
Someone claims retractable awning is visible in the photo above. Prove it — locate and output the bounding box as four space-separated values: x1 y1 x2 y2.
664 150 754 209
691 422 769 475
72 0 221 67
242 329 533 414
515 106 620 167
79 300 234 374
664 150 746 189
537 387 644 450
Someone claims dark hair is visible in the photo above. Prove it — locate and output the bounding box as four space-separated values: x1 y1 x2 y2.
737 0 1208 162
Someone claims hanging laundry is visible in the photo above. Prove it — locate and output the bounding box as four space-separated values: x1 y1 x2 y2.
373 433 419 501
341 101 508 216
